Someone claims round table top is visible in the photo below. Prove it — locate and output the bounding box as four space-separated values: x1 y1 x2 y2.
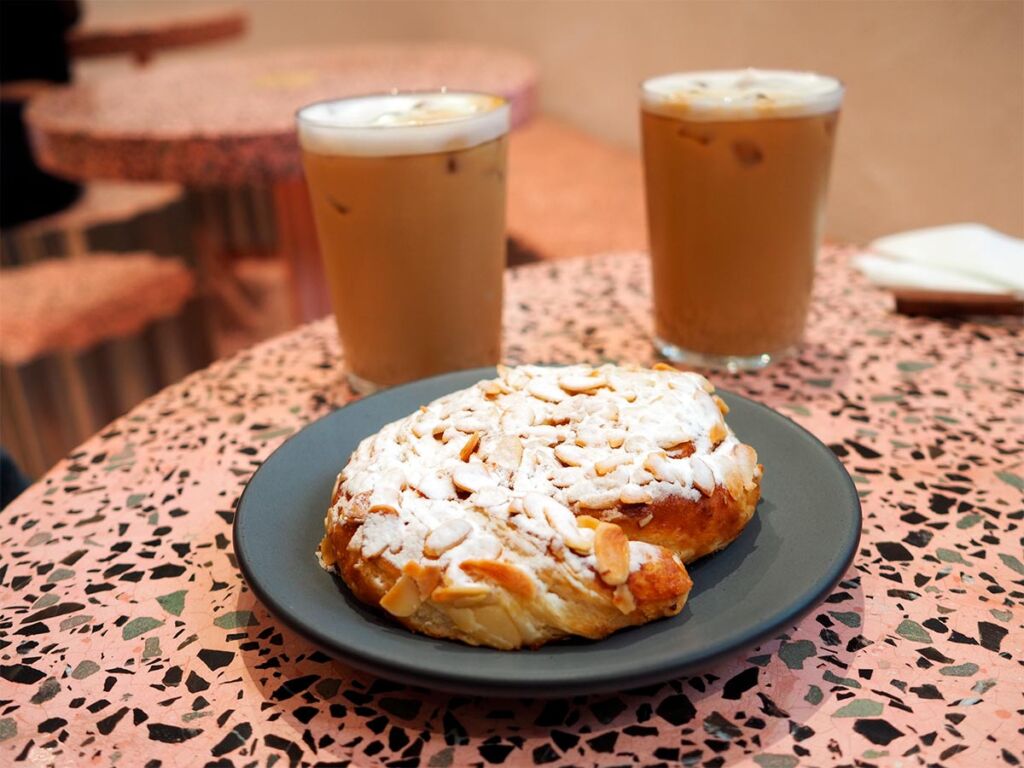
26 43 538 186
67 6 247 61
2 248 1021 766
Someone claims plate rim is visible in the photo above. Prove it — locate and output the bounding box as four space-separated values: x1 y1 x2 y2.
235 366 861 697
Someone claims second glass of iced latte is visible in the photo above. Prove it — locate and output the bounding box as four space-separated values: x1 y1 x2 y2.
298 91 509 392
641 69 843 370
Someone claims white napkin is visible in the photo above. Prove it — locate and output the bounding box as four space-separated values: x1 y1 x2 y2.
855 223 1024 295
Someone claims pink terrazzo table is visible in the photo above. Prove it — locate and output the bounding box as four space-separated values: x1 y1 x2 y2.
2 247 1021 767
67 6 248 65
26 43 537 185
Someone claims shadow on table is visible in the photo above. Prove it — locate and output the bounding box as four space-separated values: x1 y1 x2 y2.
232 548 868 765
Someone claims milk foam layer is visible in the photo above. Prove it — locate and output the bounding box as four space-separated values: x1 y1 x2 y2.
642 69 843 121
297 92 509 156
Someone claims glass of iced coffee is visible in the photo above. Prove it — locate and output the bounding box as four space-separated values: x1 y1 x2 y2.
297 91 509 392
641 69 843 370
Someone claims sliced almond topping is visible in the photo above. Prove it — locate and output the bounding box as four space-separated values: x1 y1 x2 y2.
411 417 443 439
412 473 453 500
527 378 567 403
474 534 504 560
620 483 653 505
431 583 493 607
526 493 594 554
402 561 443 597
734 443 759 482
367 486 401 515
666 441 696 459
499 402 532 431
379 575 421 617
522 492 554 521
577 489 621 510
452 463 495 494
643 452 671 481
690 456 716 496
453 416 487 433
446 606 477 634
713 394 730 415
709 422 728 446
621 390 638 403
547 537 566 561
607 431 626 449
473 605 522 648
652 362 676 372
319 534 337 568
525 424 562 446
576 515 601 530
699 376 716 393
360 531 388 558
478 379 506 398
564 525 595 555
595 454 629 476
657 431 694 450
612 584 636 614
638 513 654 528
594 522 630 586
459 432 481 461
330 474 345 506
460 559 535 599
489 435 524 472
550 467 582 488
554 444 586 467
727 443 760 496
473 487 509 509
558 374 608 394
423 519 472 558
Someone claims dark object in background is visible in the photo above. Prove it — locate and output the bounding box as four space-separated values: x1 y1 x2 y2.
1 0 82 228
1 447 30 509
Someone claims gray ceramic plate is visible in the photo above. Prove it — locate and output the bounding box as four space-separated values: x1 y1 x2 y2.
235 367 860 697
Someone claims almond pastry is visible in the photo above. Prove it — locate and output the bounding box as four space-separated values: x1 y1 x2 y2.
319 364 762 649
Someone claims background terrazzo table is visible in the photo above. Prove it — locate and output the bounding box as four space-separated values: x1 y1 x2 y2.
27 43 537 185
67 6 248 65
2 247 1022 767
25 42 538 327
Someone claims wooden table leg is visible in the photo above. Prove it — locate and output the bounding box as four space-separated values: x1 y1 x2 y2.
189 188 269 355
0 365 48 478
55 351 97 444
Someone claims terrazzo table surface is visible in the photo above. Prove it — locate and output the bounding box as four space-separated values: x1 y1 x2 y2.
2 248 1022 767
67 6 247 61
26 43 537 186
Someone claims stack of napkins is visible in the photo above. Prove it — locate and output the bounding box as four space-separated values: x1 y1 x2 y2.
856 224 1024 295
854 224 1023 316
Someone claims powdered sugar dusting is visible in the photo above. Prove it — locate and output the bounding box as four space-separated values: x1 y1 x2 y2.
324 365 760 597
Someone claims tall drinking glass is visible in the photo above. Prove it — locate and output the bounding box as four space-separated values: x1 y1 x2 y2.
641 69 843 370
297 91 509 392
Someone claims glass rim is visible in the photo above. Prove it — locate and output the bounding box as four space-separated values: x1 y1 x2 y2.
639 68 845 96
639 69 844 121
295 89 509 130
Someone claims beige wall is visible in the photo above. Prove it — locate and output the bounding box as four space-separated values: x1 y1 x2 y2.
80 0 1024 243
